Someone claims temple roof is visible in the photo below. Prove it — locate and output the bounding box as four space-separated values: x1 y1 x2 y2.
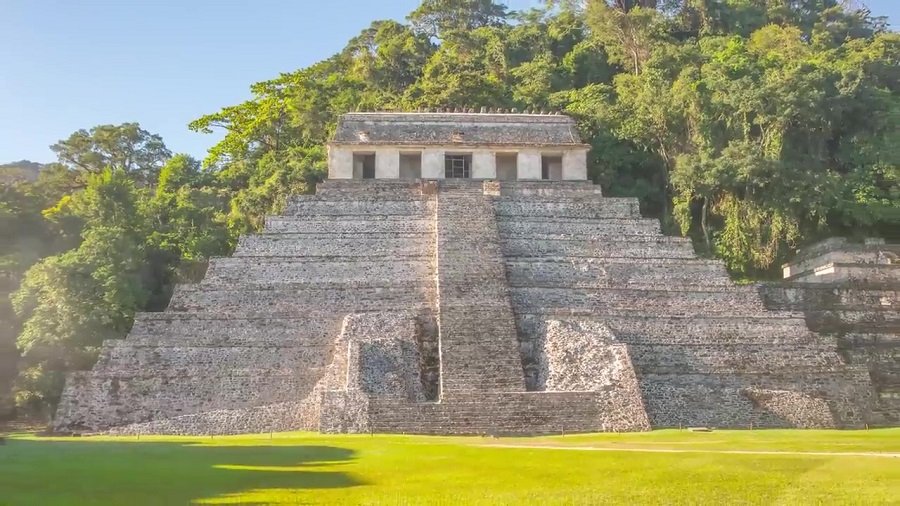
331 112 587 147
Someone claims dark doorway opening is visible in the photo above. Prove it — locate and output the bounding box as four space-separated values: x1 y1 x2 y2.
353 153 376 179
400 152 422 180
541 154 563 180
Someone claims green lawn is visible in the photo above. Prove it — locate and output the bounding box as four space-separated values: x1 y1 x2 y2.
2 429 899 505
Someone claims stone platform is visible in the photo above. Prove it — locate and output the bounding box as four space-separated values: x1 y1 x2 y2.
53 180 881 434
760 238 899 426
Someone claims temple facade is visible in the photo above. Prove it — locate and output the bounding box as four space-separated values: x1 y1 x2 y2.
327 112 590 181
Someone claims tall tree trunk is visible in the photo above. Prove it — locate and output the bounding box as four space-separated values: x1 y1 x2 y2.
701 196 711 253
656 139 672 230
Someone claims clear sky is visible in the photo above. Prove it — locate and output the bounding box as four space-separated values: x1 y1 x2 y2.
1 0 896 164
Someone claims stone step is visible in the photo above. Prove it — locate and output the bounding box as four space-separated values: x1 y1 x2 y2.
501 232 675 242
301 190 426 202
515 307 807 321
627 344 847 374
505 258 731 288
365 391 639 434
284 199 433 216
136 308 434 322
167 285 433 313
204 257 433 285
177 281 434 291
510 286 769 316
856 368 900 389
841 332 900 346
500 237 696 259
804 309 900 328
131 310 343 322
871 403 900 426
291 193 425 202
760 284 898 310
94 346 331 378
233 235 432 258
438 183 487 190
316 179 427 196
638 370 872 428
494 198 641 219
92 357 329 377
263 217 434 234
128 313 342 344
496 218 662 236
494 181 602 198
245 232 430 240
105 400 317 436
514 314 819 344
438 189 483 195
111 335 333 348
56 373 320 429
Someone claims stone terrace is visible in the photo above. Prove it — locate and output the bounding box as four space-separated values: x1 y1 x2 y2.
760 238 899 426
53 180 879 435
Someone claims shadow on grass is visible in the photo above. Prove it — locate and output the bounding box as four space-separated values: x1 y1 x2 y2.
2 438 363 506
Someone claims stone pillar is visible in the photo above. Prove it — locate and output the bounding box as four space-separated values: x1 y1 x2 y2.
328 146 353 179
471 150 496 179
422 149 445 179
517 149 542 180
562 149 588 180
375 148 400 179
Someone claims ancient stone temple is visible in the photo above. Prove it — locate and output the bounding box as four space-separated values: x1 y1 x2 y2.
53 111 891 435
761 238 899 426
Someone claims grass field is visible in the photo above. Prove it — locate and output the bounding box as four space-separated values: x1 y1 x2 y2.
2 429 899 505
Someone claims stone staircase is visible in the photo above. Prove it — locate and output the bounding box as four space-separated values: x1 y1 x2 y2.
435 183 525 394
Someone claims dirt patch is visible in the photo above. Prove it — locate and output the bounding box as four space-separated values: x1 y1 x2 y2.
480 443 900 458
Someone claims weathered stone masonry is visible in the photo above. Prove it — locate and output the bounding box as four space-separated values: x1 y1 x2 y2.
760 238 899 426
52 112 889 435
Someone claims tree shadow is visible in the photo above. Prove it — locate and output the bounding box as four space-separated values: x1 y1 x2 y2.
2 437 364 505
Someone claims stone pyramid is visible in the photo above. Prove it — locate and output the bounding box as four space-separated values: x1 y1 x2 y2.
53 179 875 435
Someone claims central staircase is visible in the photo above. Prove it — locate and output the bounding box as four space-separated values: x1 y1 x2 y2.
435 182 525 394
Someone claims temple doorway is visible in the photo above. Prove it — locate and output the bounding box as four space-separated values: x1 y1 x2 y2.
353 153 376 179
444 154 471 178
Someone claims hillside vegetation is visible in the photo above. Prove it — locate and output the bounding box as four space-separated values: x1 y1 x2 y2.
0 0 897 418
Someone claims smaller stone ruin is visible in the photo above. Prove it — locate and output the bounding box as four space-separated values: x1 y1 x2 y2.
761 237 899 426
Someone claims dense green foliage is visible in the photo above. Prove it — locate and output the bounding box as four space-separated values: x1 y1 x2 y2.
190 0 898 273
1 128 231 416
3 430 899 504
0 0 896 416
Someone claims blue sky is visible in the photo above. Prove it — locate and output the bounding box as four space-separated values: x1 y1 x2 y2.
1 0 896 164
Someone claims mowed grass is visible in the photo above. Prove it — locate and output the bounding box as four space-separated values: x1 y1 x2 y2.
2 429 899 505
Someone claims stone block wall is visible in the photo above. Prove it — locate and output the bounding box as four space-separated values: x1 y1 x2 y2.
318 312 426 433
53 180 439 433
760 251 899 426
494 184 878 429
781 238 899 284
